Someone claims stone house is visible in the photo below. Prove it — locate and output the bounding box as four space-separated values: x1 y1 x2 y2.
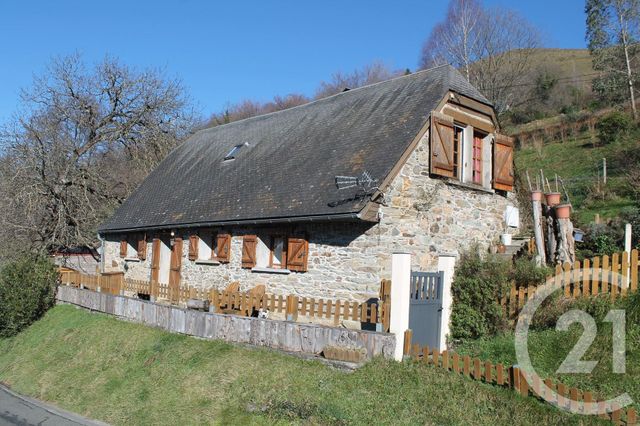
99 65 517 302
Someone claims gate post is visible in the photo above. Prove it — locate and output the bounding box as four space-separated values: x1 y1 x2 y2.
437 254 456 351
390 252 411 361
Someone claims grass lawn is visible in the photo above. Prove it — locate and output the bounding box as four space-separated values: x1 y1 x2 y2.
0 305 604 425
456 321 640 412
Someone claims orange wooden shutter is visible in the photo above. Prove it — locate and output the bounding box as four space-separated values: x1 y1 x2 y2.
216 233 231 263
137 234 147 260
241 235 257 268
493 134 515 191
171 237 183 270
188 234 199 260
119 239 127 258
286 237 309 272
150 238 161 283
430 111 456 178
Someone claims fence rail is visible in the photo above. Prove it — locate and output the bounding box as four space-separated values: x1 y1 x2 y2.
59 271 390 331
403 330 637 425
503 249 639 319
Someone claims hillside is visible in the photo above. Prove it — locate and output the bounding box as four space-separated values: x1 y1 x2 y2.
515 132 636 224
0 305 600 425
526 48 594 82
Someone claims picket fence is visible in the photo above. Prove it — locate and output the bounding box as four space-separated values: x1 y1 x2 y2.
503 249 640 319
403 330 637 425
59 271 391 331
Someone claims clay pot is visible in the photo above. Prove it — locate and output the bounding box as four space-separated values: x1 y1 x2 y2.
497 244 506 254
544 192 561 207
555 203 571 219
531 190 543 201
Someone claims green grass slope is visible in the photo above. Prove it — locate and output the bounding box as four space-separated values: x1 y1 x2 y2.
515 130 637 225
456 315 640 412
0 305 602 425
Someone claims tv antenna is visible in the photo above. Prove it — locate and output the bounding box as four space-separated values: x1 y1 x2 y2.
335 170 378 192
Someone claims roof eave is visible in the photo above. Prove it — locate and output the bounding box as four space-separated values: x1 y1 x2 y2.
99 211 376 235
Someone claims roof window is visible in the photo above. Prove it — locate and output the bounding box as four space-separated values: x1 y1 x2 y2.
224 144 245 161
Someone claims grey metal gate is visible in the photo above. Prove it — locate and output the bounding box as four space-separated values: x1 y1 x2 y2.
409 271 444 349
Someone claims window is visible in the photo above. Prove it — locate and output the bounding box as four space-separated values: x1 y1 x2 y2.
197 233 214 260
255 235 286 269
430 110 513 192
269 236 286 269
121 236 139 259
244 234 308 272
224 144 244 160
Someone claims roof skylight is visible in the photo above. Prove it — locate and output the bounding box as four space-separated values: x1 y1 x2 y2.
224 144 244 161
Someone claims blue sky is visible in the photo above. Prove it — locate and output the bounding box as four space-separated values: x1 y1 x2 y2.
0 0 588 123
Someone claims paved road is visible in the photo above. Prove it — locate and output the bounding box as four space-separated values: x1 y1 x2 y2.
0 385 107 426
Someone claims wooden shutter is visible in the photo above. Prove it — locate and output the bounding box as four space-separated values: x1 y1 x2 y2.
286 237 309 272
188 235 199 260
493 134 515 191
241 235 257 268
430 111 456 178
119 239 127 258
170 237 183 271
169 238 183 303
150 238 161 283
137 234 147 260
216 233 231 263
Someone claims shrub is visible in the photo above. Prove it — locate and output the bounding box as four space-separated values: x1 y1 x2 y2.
512 257 552 288
0 256 58 337
596 111 633 144
450 249 511 340
531 293 614 330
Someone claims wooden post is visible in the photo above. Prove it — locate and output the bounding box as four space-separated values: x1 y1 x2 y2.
403 329 412 357
531 191 547 264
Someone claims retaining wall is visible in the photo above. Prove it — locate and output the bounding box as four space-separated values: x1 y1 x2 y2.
56 286 395 360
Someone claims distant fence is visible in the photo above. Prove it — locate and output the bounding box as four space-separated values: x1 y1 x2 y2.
59 271 391 331
502 249 639 319
403 330 637 425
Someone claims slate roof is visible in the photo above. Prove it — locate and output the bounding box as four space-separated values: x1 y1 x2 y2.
99 65 491 233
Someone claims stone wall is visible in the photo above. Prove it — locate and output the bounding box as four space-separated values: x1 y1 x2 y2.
102 132 516 301
57 286 395 359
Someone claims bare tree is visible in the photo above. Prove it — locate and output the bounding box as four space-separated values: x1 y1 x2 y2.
419 0 541 112
206 61 401 127
420 0 484 81
586 0 639 119
0 54 196 255
314 61 401 99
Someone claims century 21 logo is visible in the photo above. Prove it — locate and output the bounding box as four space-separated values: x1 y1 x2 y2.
514 268 632 415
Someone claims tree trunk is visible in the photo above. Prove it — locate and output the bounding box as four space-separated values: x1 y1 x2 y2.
619 8 638 120
555 218 575 265
532 198 546 264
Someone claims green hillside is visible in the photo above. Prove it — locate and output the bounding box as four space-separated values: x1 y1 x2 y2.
514 120 638 226
0 305 601 425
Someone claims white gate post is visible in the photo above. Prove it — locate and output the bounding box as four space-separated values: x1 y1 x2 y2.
437 254 457 351
625 223 632 287
390 252 411 361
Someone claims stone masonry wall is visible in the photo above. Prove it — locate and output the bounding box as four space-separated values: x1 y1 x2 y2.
57 286 396 359
103 132 516 302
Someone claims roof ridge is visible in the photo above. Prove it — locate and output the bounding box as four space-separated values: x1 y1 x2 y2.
196 64 454 135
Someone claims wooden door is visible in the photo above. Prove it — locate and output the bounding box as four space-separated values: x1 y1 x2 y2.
168 237 183 303
150 238 161 297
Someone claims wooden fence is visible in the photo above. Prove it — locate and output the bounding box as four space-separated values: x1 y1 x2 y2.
403 330 637 425
503 249 640 319
59 271 390 331
59 271 124 295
